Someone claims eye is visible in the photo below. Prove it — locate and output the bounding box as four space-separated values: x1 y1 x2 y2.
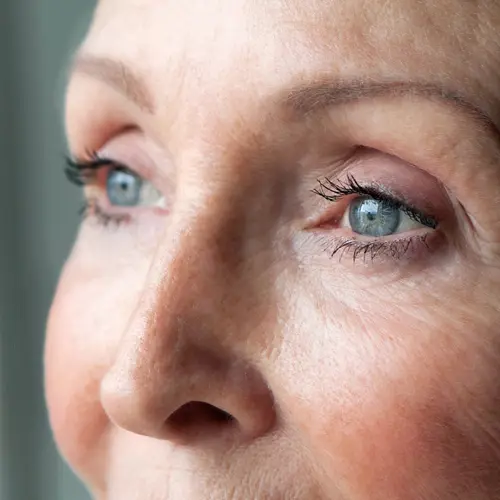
65 155 167 226
106 167 163 208
345 195 426 237
312 175 440 264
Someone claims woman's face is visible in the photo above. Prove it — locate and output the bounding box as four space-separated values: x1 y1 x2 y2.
45 1 500 498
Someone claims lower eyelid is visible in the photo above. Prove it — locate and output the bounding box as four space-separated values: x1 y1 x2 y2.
327 225 435 243
317 231 441 267
82 192 169 227
301 209 444 269
80 198 131 225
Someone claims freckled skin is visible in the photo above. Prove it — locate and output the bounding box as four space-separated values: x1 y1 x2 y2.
45 1 500 499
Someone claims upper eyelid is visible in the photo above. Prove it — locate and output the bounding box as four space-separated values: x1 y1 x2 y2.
312 176 438 228
64 156 125 186
67 155 134 173
75 151 127 167
312 176 404 206
66 146 173 203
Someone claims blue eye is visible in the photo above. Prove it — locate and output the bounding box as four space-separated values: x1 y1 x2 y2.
106 168 143 207
349 196 401 237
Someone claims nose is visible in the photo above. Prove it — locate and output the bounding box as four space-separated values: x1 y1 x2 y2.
100 212 276 446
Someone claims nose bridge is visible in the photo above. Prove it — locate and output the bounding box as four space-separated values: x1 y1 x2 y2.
152 143 282 314
123 144 268 365
155 182 247 323
135 139 291 355
114 189 247 379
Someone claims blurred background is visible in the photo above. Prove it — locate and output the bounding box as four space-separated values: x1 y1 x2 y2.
1 1 93 498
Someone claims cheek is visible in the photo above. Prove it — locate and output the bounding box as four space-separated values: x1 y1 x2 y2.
276 285 500 500
44 258 142 491
45 281 109 488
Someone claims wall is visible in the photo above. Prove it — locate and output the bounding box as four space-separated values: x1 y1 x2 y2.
1 1 93 498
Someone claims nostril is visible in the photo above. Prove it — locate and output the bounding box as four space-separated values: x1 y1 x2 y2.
167 401 236 440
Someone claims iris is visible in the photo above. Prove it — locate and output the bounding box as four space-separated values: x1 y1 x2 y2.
349 196 400 237
107 169 143 207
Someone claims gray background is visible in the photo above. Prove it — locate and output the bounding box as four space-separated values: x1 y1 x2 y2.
1 1 94 499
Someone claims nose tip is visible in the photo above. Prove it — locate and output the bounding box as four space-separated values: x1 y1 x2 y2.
100 369 170 440
100 354 276 446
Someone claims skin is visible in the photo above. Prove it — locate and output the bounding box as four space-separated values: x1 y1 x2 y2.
45 0 500 498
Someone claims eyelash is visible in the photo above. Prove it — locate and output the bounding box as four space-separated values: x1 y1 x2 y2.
64 157 440 264
312 174 438 263
65 153 112 185
65 154 132 226
320 233 432 264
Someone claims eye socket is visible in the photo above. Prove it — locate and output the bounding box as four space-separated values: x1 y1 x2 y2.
345 195 427 237
106 167 164 208
311 174 442 265
313 174 438 237
65 154 168 227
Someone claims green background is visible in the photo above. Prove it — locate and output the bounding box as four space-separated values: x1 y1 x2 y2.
1 1 93 498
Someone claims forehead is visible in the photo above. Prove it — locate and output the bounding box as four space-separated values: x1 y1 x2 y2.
87 0 498 61
78 0 500 131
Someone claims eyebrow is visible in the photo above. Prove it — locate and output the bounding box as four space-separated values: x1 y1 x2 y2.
285 80 499 135
72 54 155 113
72 54 498 136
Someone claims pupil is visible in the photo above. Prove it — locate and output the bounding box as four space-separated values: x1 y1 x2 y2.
349 196 400 237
